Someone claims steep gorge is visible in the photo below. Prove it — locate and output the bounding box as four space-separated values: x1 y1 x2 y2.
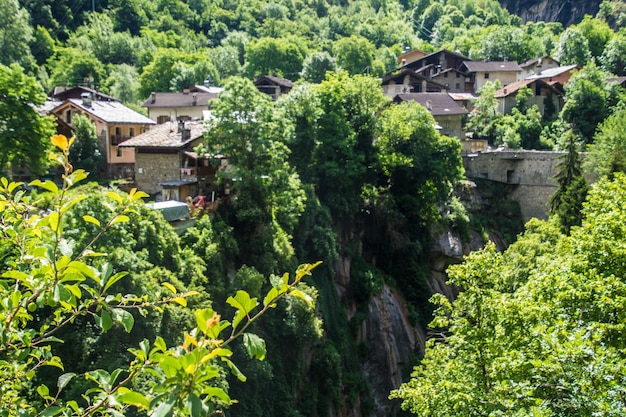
498 0 601 26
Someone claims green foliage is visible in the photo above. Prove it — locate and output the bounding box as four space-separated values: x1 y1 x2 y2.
549 130 588 233
0 0 34 68
600 32 626 76
332 35 381 76
576 15 614 62
306 72 388 221
300 51 338 83
393 173 626 416
560 63 611 144
244 37 306 78
69 114 102 176
585 107 626 177
555 26 592 66
0 63 56 176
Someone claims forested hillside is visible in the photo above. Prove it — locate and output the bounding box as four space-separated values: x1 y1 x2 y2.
3 1 626 417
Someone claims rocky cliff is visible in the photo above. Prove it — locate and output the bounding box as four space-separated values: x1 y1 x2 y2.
499 0 601 26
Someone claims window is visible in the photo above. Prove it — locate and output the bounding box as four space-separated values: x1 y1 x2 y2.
66 110 72 124
157 115 170 124
129 127 135 137
116 146 122 157
455 83 460 90
115 127 121 136
444 72 448 78
535 84 541 96
484 73 490 79
456 72 460 78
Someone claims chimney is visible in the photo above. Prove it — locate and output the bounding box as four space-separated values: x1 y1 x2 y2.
151 92 156 104
426 100 432 111
181 128 191 141
81 92 92 108
192 93 197 106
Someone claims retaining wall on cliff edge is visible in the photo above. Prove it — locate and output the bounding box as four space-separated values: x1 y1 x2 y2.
462 150 564 222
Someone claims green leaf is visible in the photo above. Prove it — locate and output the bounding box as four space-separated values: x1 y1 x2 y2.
29 179 59 194
57 372 76 391
83 215 101 227
53 283 72 303
226 290 258 330
222 357 246 382
162 282 177 294
39 406 62 417
48 211 60 233
103 271 128 292
95 310 112 332
202 386 232 404
118 391 150 409
36 384 50 399
263 287 279 308
110 215 130 226
65 169 87 186
186 393 204 417
243 333 266 360
171 297 187 307
288 289 314 307
105 191 124 205
150 396 175 417
112 308 134 333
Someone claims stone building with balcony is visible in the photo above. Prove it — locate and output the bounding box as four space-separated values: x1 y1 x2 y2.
119 120 227 202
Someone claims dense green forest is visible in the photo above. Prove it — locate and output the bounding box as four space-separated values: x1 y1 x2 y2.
3 0 626 417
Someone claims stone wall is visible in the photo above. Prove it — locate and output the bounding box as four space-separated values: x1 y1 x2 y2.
134 152 181 195
463 150 563 221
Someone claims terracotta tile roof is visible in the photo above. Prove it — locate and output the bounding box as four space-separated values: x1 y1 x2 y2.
394 93 469 116
463 61 522 72
62 99 156 124
494 79 562 98
142 92 220 108
119 121 205 149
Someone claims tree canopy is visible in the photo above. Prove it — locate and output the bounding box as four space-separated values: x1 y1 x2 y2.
392 172 626 416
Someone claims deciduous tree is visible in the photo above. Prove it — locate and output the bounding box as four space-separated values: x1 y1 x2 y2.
0 63 56 176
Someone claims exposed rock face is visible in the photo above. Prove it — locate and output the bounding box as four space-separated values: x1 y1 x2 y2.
499 0 601 26
362 285 425 417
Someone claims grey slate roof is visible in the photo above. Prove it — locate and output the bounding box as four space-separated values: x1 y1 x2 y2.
463 61 522 72
142 92 220 108
393 93 469 116
119 121 205 149
63 99 156 125
525 64 579 80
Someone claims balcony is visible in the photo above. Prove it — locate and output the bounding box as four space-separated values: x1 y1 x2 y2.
110 134 131 145
180 167 196 177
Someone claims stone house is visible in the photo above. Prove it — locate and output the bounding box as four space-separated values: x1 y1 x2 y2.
381 69 447 97
461 61 522 93
430 68 471 93
50 85 117 102
494 79 563 117
142 85 223 124
519 56 561 79
397 48 428 66
399 49 471 75
49 95 155 179
119 120 226 202
254 75 294 100
393 93 469 140
525 64 580 86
